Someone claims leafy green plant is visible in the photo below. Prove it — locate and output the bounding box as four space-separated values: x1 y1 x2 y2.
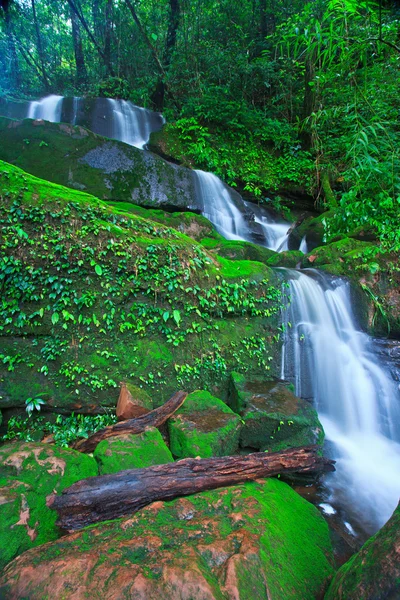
25 396 45 416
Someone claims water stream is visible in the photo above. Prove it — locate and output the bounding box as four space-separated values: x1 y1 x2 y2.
23 95 163 149
280 269 400 534
194 169 291 251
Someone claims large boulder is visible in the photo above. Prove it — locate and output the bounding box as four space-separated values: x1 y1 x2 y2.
0 116 199 211
228 373 324 452
0 441 98 570
0 479 335 599
93 428 173 475
168 390 242 458
325 502 400 599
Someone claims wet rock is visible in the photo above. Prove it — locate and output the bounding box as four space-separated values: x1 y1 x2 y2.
116 382 153 420
0 441 97 570
228 373 324 452
0 479 335 600
325 502 400 599
93 428 173 475
168 390 242 459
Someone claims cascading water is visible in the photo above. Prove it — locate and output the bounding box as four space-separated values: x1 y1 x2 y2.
281 269 400 534
194 170 249 240
106 99 158 149
27 94 63 122
12 95 164 149
194 169 291 251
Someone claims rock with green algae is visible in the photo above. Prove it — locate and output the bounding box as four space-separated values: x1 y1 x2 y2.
93 428 173 475
116 382 153 420
0 441 98 571
0 116 199 210
168 390 242 459
0 479 335 600
266 249 303 268
228 373 324 452
0 160 282 412
325 502 400 600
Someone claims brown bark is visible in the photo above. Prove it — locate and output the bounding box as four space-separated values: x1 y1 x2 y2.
71 5 87 85
66 0 114 75
72 391 187 453
50 445 334 531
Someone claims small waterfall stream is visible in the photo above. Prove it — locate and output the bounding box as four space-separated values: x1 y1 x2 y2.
281 269 400 534
22 95 163 149
194 169 291 251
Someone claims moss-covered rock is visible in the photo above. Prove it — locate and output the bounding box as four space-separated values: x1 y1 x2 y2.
93 428 173 474
266 249 303 268
0 479 335 600
228 374 324 452
168 390 242 458
0 441 98 570
0 160 283 412
325 502 400 600
0 116 199 211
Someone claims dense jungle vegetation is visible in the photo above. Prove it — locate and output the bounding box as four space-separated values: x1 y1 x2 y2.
1 0 399 251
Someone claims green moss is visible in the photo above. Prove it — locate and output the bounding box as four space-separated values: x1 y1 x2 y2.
0 441 98 570
0 479 335 599
168 390 242 458
93 428 173 475
325 503 400 599
266 250 303 268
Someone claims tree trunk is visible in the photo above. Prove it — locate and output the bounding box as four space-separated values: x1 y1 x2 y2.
151 0 180 110
104 0 113 70
31 0 50 91
66 0 114 76
3 3 20 90
72 391 187 452
71 5 87 85
49 445 335 531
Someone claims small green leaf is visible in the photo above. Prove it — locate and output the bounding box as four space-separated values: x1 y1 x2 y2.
52 312 59 325
173 310 181 326
163 311 170 322
151 33 158 41
95 264 103 276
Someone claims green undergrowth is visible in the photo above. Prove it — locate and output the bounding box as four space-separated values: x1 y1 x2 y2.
149 118 314 198
0 160 285 411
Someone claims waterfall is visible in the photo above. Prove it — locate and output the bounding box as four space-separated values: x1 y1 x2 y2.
194 169 291 250
20 95 163 149
281 268 400 534
106 99 160 149
194 170 249 240
27 95 63 122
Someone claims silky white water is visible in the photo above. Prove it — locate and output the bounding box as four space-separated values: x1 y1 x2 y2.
281 269 400 533
107 99 156 149
194 169 291 250
27 94 63 122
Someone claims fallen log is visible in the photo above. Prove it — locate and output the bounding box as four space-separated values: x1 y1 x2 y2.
49 445 335 531
72 391 187 453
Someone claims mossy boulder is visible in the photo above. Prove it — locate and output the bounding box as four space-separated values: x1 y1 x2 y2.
266 249 303 268
0 441 98 570
325 502 400 600
0 160 282 412
116 382 153 420
168 390 242 458
228 373 324 452
0 116 199 211
93 428 173 474
0 479 335 599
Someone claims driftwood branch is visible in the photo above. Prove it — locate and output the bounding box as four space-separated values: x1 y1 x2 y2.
49 445 335 531
72 391 187 453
